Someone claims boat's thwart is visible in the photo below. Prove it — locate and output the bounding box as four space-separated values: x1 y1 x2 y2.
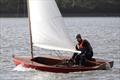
13 55 113 73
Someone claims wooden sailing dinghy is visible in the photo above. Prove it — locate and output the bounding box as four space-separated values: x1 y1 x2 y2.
12 0 113 73
13 55 113 73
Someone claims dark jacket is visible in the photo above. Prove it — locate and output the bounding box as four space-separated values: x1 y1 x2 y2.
75 39 93 60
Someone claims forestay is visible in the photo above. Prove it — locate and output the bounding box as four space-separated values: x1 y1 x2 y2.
28 0 81 53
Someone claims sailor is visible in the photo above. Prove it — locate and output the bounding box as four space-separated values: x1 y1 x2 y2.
71 34 93 66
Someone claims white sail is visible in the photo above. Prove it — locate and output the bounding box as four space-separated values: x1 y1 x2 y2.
28 0 80 53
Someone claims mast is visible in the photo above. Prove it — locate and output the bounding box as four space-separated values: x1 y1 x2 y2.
27 0 33 59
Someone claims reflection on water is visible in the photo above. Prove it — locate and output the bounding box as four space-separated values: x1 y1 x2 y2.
0 17 120 80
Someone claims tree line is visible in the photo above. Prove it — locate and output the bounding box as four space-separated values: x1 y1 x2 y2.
0 0 120 17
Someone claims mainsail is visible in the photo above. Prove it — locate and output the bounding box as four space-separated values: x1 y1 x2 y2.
28 0 80 53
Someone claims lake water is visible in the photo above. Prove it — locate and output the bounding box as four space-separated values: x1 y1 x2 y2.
0 17 120 80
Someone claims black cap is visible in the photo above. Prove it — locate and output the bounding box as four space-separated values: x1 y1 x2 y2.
76 34 81 39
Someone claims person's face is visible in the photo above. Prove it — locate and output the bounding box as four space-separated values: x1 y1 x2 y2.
77 38 82 43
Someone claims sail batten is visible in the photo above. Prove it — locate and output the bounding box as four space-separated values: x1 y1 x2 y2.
29 0 80 53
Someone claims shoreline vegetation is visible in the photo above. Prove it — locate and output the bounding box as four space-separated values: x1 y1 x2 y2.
0 0 120 17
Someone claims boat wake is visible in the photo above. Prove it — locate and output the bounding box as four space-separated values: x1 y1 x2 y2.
13 64 36 71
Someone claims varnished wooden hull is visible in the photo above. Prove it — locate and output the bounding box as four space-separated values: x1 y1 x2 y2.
12 55 113 73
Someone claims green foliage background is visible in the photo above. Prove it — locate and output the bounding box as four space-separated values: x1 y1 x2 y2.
0 0 120 17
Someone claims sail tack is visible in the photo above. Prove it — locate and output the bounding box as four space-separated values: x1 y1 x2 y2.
28 0 79 53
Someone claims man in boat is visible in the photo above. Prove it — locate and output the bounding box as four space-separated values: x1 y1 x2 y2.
71 34 93 66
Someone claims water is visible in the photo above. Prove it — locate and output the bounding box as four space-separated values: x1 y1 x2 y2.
0 17 120 80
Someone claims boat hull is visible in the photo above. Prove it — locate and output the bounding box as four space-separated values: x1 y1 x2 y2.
12 55 113 73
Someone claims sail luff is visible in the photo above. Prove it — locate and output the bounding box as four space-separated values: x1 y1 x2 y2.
27 0 33 58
